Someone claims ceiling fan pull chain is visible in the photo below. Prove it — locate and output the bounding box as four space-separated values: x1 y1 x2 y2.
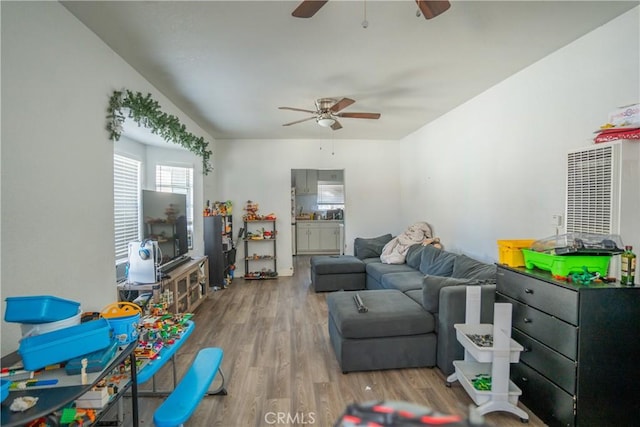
362 0 368 29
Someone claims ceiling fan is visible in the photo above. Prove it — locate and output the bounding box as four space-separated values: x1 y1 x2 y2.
292 0 451 20
279 98 380 131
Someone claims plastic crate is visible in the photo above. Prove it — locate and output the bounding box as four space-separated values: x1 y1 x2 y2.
522 249 611 278
1 379 10 403
4 295 80 324
18 319 112 371
497 240 535 267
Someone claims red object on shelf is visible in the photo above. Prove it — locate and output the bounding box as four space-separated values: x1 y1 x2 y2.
594 127 640 143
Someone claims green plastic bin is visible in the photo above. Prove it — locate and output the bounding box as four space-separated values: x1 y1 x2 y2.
522 249 611 278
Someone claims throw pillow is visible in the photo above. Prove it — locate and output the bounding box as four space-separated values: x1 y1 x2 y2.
419 245 456 276
451 255 497 280
354 234 393 260
422 276 475 313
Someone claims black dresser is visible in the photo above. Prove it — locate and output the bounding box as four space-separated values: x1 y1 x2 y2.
496 265 640 427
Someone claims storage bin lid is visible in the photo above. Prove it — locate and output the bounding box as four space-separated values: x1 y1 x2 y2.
531 233 624 255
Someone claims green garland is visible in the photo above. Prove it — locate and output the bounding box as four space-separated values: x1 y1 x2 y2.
106 90 213 174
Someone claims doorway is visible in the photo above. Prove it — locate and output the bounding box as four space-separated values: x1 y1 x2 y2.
291 169 345 258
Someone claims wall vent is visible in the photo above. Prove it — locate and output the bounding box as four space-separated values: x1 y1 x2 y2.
566 144 615 234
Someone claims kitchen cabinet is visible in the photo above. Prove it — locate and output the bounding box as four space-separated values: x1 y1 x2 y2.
317 169 343 182
296 221 342 254
294 169 318 194
496 265 640 427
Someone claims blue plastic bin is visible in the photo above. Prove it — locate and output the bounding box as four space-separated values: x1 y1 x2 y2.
4 295 80 324
18 319 113 371
1 379 10 403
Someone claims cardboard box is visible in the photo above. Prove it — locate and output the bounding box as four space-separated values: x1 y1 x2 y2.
608 103 640 126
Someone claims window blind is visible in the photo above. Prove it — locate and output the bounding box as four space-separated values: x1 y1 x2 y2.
114 154 141 262
156 165 194 249
317 183 345 205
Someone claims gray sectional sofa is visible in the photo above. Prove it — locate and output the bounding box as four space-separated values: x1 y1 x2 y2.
322 234 497 375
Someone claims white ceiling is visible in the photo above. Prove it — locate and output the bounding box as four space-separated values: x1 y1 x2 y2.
63 0 638 142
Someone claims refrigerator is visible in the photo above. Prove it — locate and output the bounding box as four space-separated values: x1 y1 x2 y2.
291 187 297 255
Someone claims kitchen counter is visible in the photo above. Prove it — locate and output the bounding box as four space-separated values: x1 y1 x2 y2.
296 219 343 223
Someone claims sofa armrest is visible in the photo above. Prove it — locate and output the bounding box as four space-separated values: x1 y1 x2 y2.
435 284 496 376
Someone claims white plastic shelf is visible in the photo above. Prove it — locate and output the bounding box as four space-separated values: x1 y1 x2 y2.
446 286 529 422
454 323 523 363
452 361 522 407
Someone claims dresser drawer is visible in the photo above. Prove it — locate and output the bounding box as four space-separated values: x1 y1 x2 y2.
512 329 576 395
498 294 578 360
512 362 575 427
497 268 578 325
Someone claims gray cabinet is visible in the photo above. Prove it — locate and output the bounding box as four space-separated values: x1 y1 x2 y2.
294 169 318 194
317 169 343 182
296 221 341 254
496 265 640 427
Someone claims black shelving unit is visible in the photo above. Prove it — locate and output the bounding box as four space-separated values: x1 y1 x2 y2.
203 215 234 289
243 219 277 280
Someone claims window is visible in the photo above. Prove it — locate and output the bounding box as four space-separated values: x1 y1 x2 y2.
156 165 194 249
317 183 345 210
114 154 141 263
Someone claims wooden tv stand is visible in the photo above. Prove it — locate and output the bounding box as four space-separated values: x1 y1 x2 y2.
118 256 209 314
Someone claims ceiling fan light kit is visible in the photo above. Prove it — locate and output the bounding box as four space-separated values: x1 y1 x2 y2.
279 97 380 131
317 115 336 128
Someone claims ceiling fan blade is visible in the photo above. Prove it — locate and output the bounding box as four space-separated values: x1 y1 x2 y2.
336 112 381 119
292 0 329 18
282 116 316 126
279 106 317 114
415 0 451 19
331 120 343 131
330 97 356 113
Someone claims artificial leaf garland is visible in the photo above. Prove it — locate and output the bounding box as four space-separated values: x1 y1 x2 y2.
106 90 213 174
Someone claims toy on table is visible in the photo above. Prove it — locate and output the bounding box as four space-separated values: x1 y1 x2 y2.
135 313 192 359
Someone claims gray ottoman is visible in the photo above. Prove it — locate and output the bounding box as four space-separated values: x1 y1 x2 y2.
326 289 437 373
310 255 366 292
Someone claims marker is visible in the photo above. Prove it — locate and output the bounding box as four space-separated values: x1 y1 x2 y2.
27 379 58 387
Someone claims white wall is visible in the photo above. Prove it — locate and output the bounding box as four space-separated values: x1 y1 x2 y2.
0 2 215 355
399 7 640 263
212 138 402 276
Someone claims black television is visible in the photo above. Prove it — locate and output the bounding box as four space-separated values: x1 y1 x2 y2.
142 190 189 265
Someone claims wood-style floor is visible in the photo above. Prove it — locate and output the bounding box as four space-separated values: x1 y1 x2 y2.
114 255 547 426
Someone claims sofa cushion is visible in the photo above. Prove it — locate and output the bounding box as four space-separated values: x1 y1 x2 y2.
311 255 365 274
421 276 480 313
354 234 393 260
404 289 423 307
365 262 416 284
380 271 425 292
327 290 435 339
419 246 457 276
451 255 497 280
405 244 425 269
